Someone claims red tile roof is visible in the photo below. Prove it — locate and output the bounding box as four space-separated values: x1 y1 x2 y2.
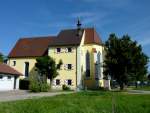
49 28 102 46
49 29 84 46
8 28 103 58
84 28 102 44
0 63 22 76
8 36 55 58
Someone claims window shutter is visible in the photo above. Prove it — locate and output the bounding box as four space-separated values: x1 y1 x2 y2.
60 65 63 70
53 80 56 86
64 80 68 85
72 47 75 53
71 64 74 70
54 49 57 53
65 48 68 53
60 48 64 53
71 80 74 86
64 64 67 70
60 79 63 85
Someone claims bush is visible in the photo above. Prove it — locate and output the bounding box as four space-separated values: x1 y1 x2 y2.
29 73 50 92
19 79 29 90
40 83 50 92
29 81 41 92
62 84 70 90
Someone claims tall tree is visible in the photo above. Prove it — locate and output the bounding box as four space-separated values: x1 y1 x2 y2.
0 53 3 63
148 74 150 80
104 34 149 90
35 56 63 88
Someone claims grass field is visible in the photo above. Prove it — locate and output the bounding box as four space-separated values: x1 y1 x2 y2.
133 86 150 91
0 91 150 113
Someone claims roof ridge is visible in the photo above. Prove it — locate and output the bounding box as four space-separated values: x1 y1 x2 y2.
60 27 94 31
20 36 56 40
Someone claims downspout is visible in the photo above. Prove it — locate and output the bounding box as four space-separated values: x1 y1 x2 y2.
76 46 78 89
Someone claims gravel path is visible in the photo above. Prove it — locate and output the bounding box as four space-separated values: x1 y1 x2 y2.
0 90 74 102
128 90 150 94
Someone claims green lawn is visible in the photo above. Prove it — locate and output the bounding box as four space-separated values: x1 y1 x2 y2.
0 91 150 113
133 86 150 91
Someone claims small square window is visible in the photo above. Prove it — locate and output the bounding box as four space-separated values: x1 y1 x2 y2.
7 76 11 80
13 61 16 66
68 79 72 85
67 48 72 52
0 75 3 79
56 79 60 85
68 64 72 70
57 64 61 70
57 48 61 53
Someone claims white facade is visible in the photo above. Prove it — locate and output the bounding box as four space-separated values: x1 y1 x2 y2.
0 74 19 91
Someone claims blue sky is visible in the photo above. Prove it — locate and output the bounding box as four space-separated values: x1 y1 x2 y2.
0 0 150 69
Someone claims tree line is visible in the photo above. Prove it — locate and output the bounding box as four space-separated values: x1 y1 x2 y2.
104 34 149 90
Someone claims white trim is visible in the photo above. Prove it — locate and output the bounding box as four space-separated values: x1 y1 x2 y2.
76 30 85 90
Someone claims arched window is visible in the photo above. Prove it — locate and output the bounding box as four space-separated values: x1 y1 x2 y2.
97 51 101 64
85 51 90 77
96 51 101 78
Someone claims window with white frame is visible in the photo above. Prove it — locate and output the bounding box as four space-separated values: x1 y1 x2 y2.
67 64 72 70
7 76 12 80
57 64 63 70
64 64 74 70
67 47 72 53
0 75 3 79
13 61 16 66
56 48 61 53
68 79 72 85
56 79 60 85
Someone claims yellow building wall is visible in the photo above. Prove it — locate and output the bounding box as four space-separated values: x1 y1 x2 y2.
8 44 105 90
8 58 37 79
48 46 77 90
81 44 105 89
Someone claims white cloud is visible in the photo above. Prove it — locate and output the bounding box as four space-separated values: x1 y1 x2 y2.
139 38 150 46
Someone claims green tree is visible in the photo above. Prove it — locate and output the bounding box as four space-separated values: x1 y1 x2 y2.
104 34 149 90
148 74 150 80
0 53 3 63
35 56 63 88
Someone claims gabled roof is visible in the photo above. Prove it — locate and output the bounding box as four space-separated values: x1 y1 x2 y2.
8 36 55 58
0 63 22 76
49 29 84 46
84 28 102 45
8 28 103 58
49 28 102 46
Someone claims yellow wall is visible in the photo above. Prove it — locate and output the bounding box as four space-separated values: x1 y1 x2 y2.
8 44 106 90
7 30 107 90
8 58 37 79
48 46 77 89
81 44 105 88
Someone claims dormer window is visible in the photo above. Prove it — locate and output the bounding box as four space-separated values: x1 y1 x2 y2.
57 48 61 53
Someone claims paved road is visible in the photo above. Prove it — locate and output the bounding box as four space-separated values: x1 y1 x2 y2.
0 90 74 102
128 90 150 94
